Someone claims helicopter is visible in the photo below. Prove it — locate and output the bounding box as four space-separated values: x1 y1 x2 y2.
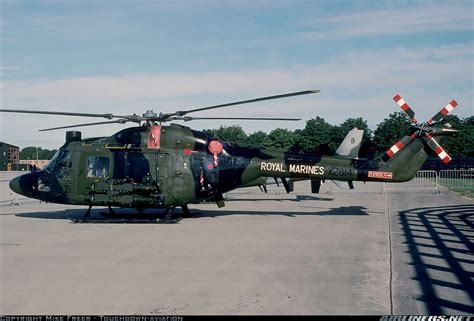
1 90 459 222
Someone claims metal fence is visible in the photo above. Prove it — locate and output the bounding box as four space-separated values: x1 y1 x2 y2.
383 170 438 192
439 170 474 191
383 169 474 193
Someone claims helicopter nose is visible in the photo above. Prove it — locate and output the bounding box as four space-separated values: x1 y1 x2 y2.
9 176 22 195
9 173 38 197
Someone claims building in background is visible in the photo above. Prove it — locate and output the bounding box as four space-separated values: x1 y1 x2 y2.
19 159 49 169
0 141 20 171
0 142 50 171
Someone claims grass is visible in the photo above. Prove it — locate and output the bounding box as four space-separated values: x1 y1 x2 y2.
438 178 474 200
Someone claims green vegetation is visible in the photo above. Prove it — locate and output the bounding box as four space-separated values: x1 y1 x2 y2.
20 147 57 160
439 177 474 200
439 115 474 157
454 190 474 199
373 112 412 152
204 114 474 157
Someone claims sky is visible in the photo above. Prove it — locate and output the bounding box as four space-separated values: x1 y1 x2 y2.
1 0 473 149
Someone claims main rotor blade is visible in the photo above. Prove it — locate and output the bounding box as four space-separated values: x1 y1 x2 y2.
39 120 127 132
427 100 458 124
171 89 320 117
180 116 301 122
0 109 128 120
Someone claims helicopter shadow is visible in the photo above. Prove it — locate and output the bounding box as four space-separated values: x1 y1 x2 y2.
184 205 370 218
15 207 169 221
225 194 334 202
15 205 370 220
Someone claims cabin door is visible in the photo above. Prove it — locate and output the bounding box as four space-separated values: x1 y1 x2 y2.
156 151 193 206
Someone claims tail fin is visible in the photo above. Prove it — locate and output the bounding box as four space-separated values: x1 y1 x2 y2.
335 128 364 158
312 128 363 192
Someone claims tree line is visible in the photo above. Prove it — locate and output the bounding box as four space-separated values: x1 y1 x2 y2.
20 113 473 159
204 113 473 157
20 147 58 160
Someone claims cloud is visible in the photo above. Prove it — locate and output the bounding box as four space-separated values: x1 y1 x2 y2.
2 44 470 104
1 44 472 149
300 2 473 39
0 65 27 75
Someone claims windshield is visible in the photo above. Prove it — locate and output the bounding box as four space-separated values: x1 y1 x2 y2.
44 150 61 173
44 149 72 177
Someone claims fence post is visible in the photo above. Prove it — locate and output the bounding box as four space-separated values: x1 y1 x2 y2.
436 171 440 194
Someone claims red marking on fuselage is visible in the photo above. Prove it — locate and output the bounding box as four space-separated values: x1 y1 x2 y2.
368 171 393 179
147 125 161 149
208 140 224 154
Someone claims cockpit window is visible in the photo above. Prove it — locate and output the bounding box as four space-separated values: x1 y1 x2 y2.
58 151 72 167
86 156 110 178
45 150 61 173
57 151 73 178
45 150 72 177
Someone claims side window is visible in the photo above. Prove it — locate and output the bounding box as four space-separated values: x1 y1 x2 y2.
86 156 110 178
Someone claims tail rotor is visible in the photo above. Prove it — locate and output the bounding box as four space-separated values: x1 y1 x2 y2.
384 95 458 164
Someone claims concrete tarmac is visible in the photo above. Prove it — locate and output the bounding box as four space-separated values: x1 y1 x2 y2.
0 172 472 315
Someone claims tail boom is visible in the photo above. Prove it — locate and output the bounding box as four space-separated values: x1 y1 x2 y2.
243 139 428 186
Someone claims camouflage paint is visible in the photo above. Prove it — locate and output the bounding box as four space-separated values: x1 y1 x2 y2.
9 123 431 210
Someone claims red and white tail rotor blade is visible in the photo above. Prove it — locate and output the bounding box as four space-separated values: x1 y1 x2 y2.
427 100 458 124
424 135 452 164
393 95 418 125
384 133 417 159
